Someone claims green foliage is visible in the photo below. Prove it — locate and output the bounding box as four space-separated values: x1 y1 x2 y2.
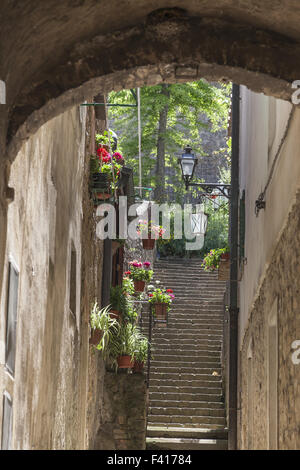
110 285 137 323
201 200 229 254
108 81 231 199
202 247 229 271
95 130 115 147
133 335 149 363
122 276 135 295
90 302 120 352
147 286 175 312
128 261 153 282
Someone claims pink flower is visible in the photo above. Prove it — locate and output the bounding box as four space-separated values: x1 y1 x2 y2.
112 152 124 161
143 261 151 268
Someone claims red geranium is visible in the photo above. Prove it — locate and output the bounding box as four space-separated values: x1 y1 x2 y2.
166 289 173 293
97 147 109 158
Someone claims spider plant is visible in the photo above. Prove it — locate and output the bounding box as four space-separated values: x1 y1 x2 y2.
90 302 119 352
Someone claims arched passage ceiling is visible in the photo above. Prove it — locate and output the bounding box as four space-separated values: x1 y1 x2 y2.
1 1 300 160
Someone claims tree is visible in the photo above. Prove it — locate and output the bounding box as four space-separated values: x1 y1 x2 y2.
108 81 231 203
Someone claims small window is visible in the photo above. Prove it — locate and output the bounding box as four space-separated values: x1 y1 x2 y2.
69 243 77 317
1 392 13 450
5 260 19 376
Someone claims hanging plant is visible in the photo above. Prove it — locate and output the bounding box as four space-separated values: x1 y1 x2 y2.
127 260 153 292
137 219 166 250
90 132 125 201
148 285 175 323
201 247 229 271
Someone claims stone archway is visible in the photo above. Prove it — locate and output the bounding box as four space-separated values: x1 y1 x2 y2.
2 5 300 162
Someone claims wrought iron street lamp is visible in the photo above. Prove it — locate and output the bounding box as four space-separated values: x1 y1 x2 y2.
178 146 231 199
177 146 198 189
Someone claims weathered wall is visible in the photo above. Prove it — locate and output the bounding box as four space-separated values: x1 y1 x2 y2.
0 104 105 449
239 191 300 450
238 88 300 449
239 88 300 341
93 372 148 450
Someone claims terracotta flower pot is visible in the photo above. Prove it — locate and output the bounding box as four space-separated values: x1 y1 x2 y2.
142 238 155 250
117 355 133 369
96 191 111 200
133 361 144 373
110 309 121 321
134 280 145 292
154 303 168 321
89 328 103 346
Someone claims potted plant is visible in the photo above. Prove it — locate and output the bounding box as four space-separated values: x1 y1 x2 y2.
110 285 137 324
137 219 166 250
202 247 230 280
127 260 153 292
108 322 138 369
89 136 124 201
90 302 119 348
132 336 149 373
148 285 175 322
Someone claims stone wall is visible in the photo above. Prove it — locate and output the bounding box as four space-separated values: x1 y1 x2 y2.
238 191 300 450
93 372 148 450
0 104 106 450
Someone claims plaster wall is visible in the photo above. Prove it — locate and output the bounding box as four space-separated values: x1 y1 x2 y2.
238 87 299 342
0 105 90 449
238 87 300 449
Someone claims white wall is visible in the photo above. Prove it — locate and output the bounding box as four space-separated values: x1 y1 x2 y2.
238 87 300 345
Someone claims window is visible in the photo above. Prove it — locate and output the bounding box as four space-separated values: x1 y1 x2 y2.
5 260 19 376
1 392 13 450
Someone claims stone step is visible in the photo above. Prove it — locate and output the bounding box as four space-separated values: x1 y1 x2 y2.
150 348 221 357
147 425 228 440
150 361 222 370
150 333 223 342
150 330 223 338
147 414 226 426
149 391 223 402
149 384 222 395
146 426 228 450
146 436 228 450
150 372 222 382
151 354 221 363
147 421 226 430
149 406 225 418
149 399 224 409
149 378 223 389
150 366 222 375
150 341 222 350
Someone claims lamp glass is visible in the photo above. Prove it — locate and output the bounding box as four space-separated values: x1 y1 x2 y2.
181 158 195 177
190 211 208 235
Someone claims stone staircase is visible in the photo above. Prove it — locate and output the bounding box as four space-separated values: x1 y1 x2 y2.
144 258 228 450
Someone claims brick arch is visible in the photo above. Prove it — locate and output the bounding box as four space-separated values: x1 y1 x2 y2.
4 8 300 161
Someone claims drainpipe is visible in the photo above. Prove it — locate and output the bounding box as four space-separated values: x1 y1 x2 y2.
228 83 240 450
